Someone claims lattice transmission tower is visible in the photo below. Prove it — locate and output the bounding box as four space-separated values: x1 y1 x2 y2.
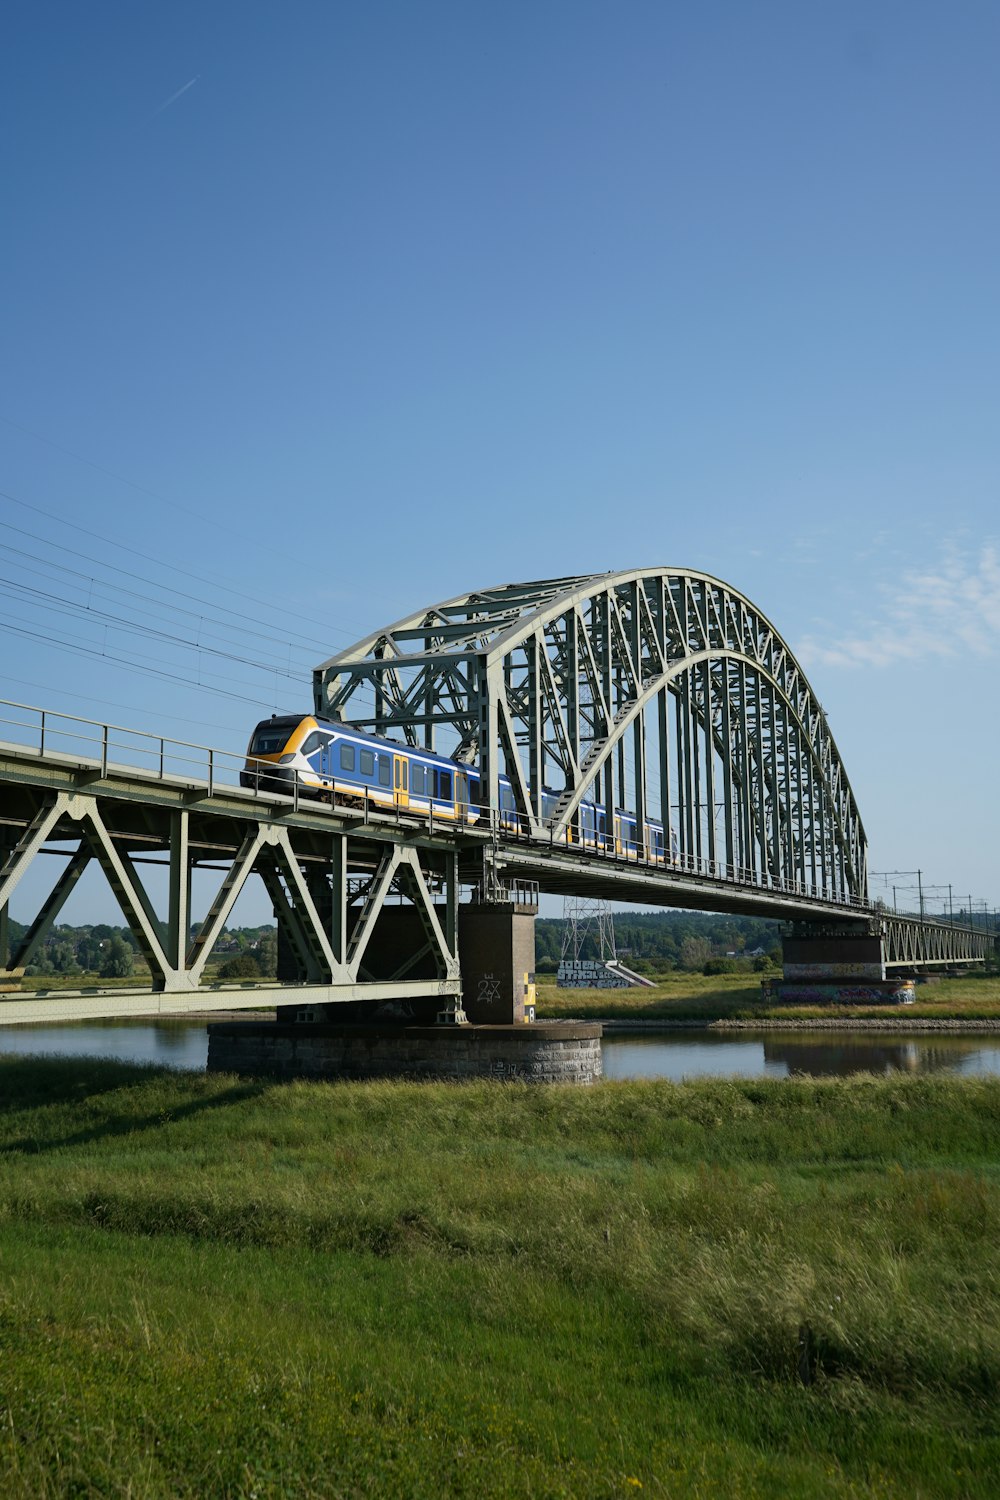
560 897 618 964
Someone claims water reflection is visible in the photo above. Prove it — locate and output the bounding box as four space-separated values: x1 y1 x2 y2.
603 1030 1000 1081
2 1022 1000 1083
0 1021 208 1070
766 1036 926 1076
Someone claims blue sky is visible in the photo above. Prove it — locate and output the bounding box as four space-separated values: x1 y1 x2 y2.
2 2 997 925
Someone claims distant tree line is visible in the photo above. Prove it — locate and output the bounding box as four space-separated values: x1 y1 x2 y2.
1 921 279 981
536 910 783 975
5 911 782 981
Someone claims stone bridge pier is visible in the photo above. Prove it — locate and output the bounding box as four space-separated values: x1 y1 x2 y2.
776 920 915 1005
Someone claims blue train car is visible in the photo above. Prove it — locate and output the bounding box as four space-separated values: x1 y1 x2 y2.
242 714 676 860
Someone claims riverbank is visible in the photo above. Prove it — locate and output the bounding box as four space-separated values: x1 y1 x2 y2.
602 1016 1000 1031
536 970 1000 1025
1 1056 998 1497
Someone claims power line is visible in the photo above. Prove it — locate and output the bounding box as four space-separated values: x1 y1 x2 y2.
0 673 258 738
0 536 320 669
0 486 351 651
0 412 362 640
0 577 309 682
0 616 305 711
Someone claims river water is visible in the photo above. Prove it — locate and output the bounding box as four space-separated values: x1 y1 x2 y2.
2 1021 1000 1081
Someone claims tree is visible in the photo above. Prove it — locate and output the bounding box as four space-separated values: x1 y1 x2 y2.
100 935 134 979
48 941 81 975
679 935 712 971
77 936 103 971
257 929 278 977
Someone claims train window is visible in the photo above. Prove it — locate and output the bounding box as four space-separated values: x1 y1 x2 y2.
249 729 287 756
340 744 355 772
300 732 323 757
437 770 452 801
378 757 391 787
360 750 374 778
411 763 427 795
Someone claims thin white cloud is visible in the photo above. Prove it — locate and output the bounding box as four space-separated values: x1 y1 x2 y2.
796 542 1000 669
149 76 200 121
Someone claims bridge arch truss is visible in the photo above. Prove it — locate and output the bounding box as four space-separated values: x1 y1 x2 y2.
315 570 868 904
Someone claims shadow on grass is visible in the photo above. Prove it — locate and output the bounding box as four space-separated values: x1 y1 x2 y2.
0 1054 271 1157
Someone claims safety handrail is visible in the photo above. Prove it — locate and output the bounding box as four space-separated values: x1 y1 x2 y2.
0 695 890 915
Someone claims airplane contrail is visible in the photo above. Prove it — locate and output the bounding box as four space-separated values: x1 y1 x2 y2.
149 76 200 121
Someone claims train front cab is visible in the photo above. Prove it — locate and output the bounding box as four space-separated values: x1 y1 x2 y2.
241 714 308 794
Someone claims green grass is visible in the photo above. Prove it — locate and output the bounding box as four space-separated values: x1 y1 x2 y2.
1 1059 999 1496
19 964 267 992
535 971 1000 1022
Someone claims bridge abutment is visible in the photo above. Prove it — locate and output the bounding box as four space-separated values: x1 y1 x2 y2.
775 922 915 1005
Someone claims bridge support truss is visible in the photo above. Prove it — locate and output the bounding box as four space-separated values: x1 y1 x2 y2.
316 570 868 906
0 751 462 1025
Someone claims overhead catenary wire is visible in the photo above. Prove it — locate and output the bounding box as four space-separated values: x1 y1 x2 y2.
0 672 265 738
0 577 310 682
0 412 364 638
0 535 321 670
0 615 305 711
0 491 336 657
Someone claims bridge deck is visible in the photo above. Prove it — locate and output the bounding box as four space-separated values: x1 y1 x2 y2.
1 732 991 1025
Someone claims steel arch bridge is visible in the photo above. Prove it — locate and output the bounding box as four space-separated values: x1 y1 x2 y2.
315 569 867 907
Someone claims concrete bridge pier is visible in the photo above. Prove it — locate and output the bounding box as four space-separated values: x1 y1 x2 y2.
271 883 539 1026
457 888 538 1024
775 921 915 1005
209 881 602 1082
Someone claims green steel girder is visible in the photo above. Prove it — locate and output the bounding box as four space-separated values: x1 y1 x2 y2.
0 753 462 1022
314 570 869 903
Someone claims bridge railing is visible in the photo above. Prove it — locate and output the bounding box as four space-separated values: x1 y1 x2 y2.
0 698 251 796
0 696 871 912
526 817 870 910
0 696 500 827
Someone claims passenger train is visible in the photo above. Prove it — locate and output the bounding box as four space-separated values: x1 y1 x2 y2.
242 713 676 860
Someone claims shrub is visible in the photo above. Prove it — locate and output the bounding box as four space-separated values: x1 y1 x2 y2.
704 957 744 975
217 954 262 981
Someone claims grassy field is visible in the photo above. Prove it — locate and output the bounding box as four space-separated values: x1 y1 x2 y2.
17 968 270 992
1 1057 999 1497
535 970 1000 1023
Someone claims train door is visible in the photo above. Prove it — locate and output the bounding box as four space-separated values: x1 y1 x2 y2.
394 755 409 809
614 816 622 855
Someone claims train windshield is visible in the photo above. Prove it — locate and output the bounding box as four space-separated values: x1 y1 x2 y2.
248 718 301 756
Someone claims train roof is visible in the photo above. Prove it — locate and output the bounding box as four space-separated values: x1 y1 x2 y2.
300 717 482 774
251 713 308 731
